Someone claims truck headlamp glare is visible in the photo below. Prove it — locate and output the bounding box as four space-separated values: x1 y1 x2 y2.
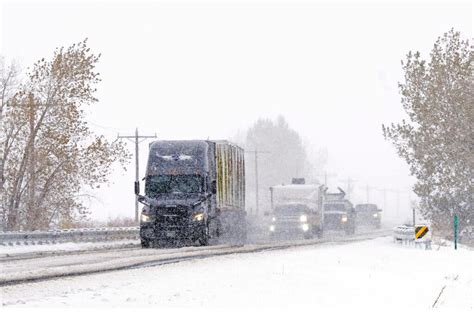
300 215 308 222
141 213 151 223
373 213 378 218
271 217 277 222
341 216 348 222
193 212 205 221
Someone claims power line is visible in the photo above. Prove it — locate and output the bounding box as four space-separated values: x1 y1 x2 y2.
118 128 157 223
86 120 130 133
314 172 337 186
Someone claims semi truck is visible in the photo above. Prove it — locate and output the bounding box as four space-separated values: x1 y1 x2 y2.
355 203 382 229
135 140 246 248
267 178 326 239
323 187 356 235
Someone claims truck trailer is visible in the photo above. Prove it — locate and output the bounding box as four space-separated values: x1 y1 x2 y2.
135 140 246 248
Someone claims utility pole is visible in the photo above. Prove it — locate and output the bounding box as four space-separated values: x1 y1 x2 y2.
27 95 37 229
396 190 400 217
118 128 156 223
245 147 270 216
345 177 356 200
412 208 416 227
383 188 387 216
366 184 370 204
255 150 259 215
315 172 337 186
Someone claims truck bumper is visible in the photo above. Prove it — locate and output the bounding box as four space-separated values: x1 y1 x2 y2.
140 221 205 243
269 222 313 234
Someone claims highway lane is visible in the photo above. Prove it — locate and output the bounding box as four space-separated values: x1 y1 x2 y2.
0 229 391 286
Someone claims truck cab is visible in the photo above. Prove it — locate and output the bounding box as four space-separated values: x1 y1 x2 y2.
136 140 246 248
268 179 325 239
355 204 382 229
323 188 356 235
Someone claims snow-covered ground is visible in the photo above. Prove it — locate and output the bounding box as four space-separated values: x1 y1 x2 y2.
1 236 472 311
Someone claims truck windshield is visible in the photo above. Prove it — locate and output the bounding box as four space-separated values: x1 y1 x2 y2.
324 203 345 211
145 175 203 196
275 204 310 214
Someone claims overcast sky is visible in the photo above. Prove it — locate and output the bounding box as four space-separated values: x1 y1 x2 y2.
1 0 472 222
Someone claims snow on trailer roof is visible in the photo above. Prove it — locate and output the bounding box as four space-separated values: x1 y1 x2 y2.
277 200 319 206
271 184 320 190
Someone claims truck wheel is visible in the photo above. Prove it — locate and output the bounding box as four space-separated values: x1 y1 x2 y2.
238 225 247 244
141 239 151 248
208 218 221 245
236 216 247 245
345 226 355 235
316 228 323 239
198 224 209 246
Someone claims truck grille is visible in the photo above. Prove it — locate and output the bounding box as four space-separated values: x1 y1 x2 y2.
156 207 188 229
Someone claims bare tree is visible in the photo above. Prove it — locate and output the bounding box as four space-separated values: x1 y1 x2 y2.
0 58 21 229
383 29 473 228
1 40 130 231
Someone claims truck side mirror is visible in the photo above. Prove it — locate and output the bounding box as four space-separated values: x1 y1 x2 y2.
134 181 140 195
211 181 217 194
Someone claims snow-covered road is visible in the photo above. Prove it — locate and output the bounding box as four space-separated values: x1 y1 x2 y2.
1 236 472 310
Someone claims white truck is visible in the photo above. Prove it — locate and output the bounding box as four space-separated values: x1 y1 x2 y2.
267 178 326 239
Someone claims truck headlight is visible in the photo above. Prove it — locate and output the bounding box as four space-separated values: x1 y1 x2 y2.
193 212 204 221
271 217 277 222
300 215 308 222
341 216 348 222
302 224 309 231
141 213 151 223
269 225 275 232
373 213 378 218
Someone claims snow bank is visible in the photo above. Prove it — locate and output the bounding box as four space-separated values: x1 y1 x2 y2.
1 236 472 311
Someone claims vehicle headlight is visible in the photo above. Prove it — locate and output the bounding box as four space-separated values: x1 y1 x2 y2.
302 224 309 231
193 212 204 221
269 225 275 232
373 213 378 218
141 213 151 223
271 217 277 222
341 216 348 222
300 215 308 222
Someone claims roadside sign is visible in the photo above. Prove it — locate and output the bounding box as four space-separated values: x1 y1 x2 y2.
454 215 458 250
415 225 429 239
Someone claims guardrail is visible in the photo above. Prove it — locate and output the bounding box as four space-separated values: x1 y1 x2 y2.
0 227 140 246
393 225 431 249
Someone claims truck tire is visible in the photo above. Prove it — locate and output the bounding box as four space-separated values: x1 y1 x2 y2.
345 225 355 235
316 228 323 239
238 225 247 244
229 215 247 245
237 215 247 245
141 239 151 248
198 223 209 246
